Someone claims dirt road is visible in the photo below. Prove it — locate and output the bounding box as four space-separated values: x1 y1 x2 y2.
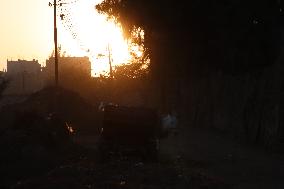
10 127 284 189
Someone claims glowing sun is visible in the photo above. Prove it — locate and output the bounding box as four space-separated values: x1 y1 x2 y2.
56 0 139 76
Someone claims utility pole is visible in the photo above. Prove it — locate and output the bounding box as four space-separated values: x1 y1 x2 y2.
107 43 113 78
54 0 59 86
49 0 59 86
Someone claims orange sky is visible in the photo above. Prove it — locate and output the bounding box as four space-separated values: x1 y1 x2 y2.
0 0 134 76
0 0 53 71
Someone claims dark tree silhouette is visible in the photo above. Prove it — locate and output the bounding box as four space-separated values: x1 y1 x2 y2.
97 0 284 145
113 62 149 79
97 0 283 76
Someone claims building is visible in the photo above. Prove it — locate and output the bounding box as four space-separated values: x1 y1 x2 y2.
2 57 91 95
45 56 91 79
44 56 91 92
7 59 41 75
4 59 43 95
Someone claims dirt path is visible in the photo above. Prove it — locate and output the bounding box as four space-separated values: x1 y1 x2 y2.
12 132 228 189
162 127 284 189
11 127 284 189
0 95 28 110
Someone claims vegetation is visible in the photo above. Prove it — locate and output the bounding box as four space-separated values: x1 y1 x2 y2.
96 0 283 75
113 62 149 79
96 0 284 145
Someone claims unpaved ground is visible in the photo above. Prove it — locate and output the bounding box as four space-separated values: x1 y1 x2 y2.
162 127 284 189
11 132 227 189
0 95 28 110
12 126 284 189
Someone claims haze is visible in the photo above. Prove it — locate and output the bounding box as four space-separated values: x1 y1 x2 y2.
0 0 133 76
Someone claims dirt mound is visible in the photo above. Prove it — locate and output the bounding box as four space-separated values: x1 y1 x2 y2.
0 87 100 187
0 87 100 134
0 111 79 188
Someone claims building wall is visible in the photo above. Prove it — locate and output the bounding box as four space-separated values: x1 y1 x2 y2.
44 57 92 93
45 57 91 79
4 59 43 95
7 59 41 75
3 57 91 95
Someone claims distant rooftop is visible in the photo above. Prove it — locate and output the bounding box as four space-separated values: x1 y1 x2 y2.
7 59 41 75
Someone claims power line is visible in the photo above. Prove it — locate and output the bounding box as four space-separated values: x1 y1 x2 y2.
58 1 93 55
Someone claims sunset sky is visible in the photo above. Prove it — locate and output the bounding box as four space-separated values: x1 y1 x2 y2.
0 0 132 76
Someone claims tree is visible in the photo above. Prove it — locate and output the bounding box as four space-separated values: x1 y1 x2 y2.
113 62 149 79
96 0 284 124
96 0 283 75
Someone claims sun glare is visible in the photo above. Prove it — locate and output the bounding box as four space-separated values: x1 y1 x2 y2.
57 0 143 77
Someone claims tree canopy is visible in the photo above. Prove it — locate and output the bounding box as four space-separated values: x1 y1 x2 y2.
97 0 284 76
113 62 149 79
